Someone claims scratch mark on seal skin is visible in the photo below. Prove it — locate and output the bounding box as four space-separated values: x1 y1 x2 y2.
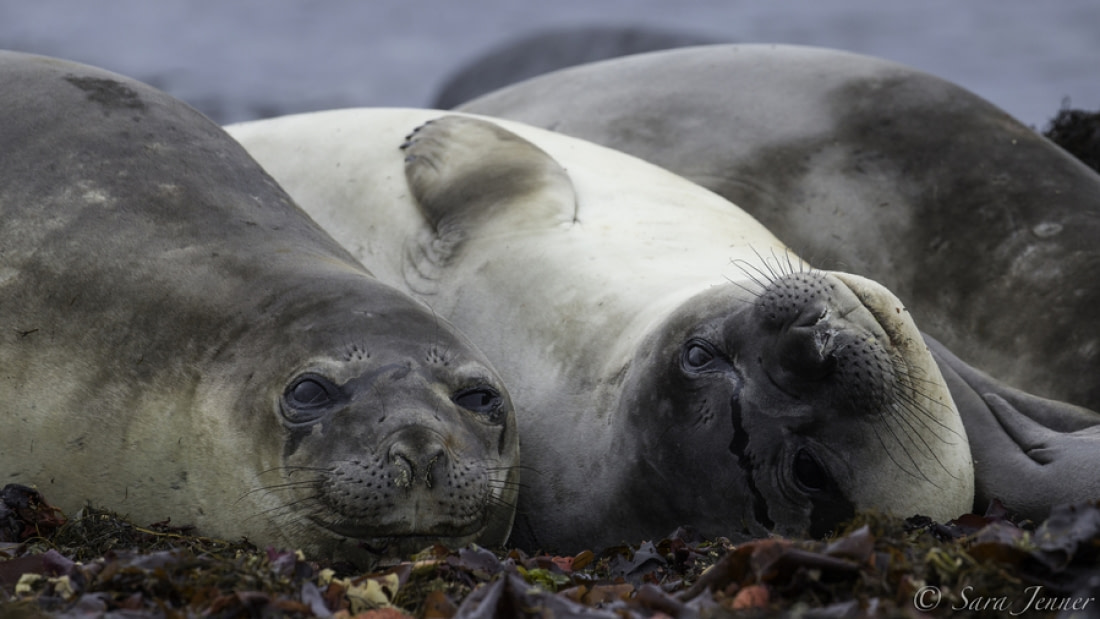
728 396 773 530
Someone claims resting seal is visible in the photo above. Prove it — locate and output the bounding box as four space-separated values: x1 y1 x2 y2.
431 25 722 109
459 43 1100 412
0 53 519 563
228 109 973 552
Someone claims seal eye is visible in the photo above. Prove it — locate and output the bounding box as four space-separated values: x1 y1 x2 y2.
290 379 330 408
681 339 724 373
282 373 341 425
453 386 504 419
793 448 829 493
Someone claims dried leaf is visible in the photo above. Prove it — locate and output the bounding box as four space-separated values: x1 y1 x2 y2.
731 583 769 609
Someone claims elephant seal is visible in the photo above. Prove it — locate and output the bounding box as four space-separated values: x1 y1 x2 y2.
228 109 973 552
458 43 1100 412
431 25 723 109
0 52 519 564
924 336 1100 519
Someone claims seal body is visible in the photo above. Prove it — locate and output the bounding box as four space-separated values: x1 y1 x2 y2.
0 52 519 563
432 25 722 109
459 43 1100 412
229 109 973 552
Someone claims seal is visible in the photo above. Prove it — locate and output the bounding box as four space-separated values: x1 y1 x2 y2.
458 43 1100 412
228 108 973 552
431 25 722 109
0 52 519 564
924 336 1100 519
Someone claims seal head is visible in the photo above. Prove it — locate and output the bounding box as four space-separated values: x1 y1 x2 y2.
456 43 1100 522
228 110 972 553
0 53 519 563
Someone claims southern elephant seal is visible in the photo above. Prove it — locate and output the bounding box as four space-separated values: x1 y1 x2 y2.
925 337 1100 519
458 43 1100 413
0 52 519 564
228 108 973 552
431 25 723 109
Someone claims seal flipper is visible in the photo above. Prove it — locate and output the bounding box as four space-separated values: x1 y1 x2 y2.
401 116 577 247
925 334 1100 520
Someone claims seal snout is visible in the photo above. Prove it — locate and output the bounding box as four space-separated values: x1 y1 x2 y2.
387 435 446 490
753 271 898 411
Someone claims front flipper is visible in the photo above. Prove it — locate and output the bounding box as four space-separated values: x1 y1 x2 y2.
401 116 577 246
926 334 1100 521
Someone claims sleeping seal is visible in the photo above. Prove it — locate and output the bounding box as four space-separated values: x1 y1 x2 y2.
458 43 1100 413
228 109 973 552
0 52 519 564
431 25 723 109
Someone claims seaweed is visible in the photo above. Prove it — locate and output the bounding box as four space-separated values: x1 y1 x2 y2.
2 485 1099 618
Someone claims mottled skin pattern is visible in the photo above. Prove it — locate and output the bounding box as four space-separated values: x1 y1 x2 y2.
228 109 972 553
0 52 519 564
459 44 1100 411
431 25 722 109
457 44 1100 520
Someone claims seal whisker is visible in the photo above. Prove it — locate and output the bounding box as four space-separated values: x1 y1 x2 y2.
239 471 327 503
228 107 976 548
723 274 765 299
869 416 938 486
245 477 324 496
889 371 966 440
885 398 964 481
769 247 794 278
756 247 785 282
729 257 773 293
892 388 962 442
244 492 325 524
885 402 939 460
484 476 527 492
881 398 961 487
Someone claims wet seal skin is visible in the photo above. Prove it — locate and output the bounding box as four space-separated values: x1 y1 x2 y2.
229 108 973 552
0 52 519 565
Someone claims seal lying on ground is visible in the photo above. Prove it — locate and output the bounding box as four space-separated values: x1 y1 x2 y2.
431 25 723 109
0 52 519 564
458 43 1100 413
228 108 974 553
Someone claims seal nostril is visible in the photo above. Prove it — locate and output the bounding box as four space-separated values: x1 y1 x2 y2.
793 304 830 329
774 325 839 383
390 453 413 489
755 273 845 384
388 438 447 490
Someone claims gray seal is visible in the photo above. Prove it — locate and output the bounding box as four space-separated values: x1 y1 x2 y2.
228 109 973 552
0 52 519 564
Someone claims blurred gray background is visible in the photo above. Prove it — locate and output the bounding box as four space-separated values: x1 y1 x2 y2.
1 0 1097 128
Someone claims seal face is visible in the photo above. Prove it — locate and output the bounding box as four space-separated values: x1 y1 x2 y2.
457 43 1100 412
0 52 518 563
455 43 1100 523
229 109 973 552
263 316 518 558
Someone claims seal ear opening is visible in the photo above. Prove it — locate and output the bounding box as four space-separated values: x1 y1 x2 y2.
400 116 577 246
925 333 1100 520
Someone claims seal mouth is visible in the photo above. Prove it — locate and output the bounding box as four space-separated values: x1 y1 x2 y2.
309 515 486 546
